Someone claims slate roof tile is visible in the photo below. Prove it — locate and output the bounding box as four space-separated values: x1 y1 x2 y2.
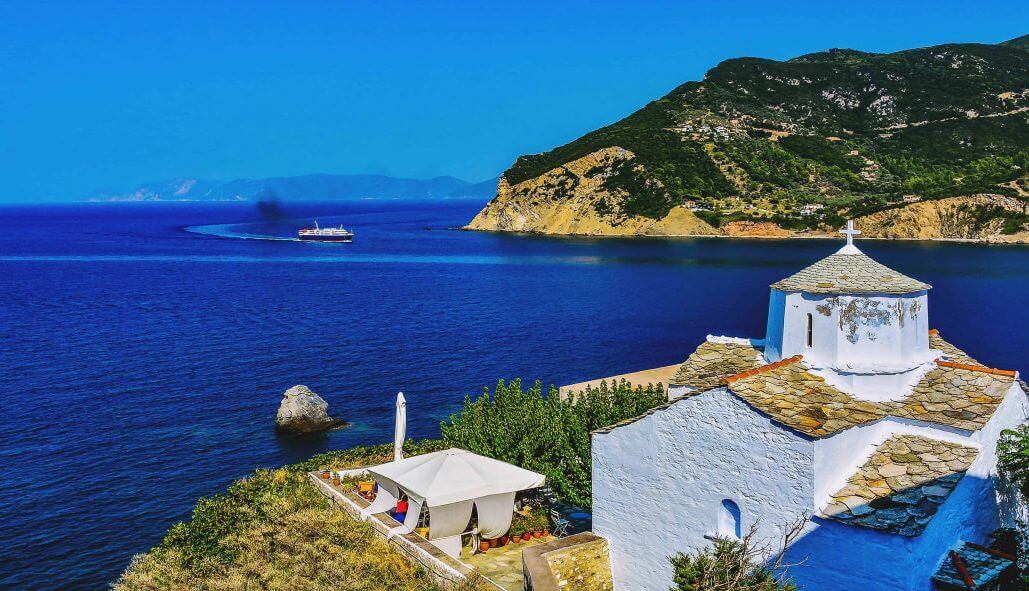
723 334 1015 437
771 252 931 294
823 435 978 536
669 339 765 389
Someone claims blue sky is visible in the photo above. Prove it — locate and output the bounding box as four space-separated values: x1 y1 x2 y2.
0 1 1025 202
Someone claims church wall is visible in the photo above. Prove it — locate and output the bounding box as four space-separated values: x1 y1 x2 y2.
777 291 929 371
763 288 786 361
780 291 839 365
592 389 814 591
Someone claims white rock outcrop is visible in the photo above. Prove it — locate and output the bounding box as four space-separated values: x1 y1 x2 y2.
274 385 345 435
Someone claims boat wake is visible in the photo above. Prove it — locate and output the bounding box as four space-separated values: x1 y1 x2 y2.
184 222 300 241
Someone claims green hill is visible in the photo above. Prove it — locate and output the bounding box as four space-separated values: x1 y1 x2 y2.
475 36 1028 234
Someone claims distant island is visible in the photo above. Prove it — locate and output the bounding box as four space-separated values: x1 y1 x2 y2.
90 174 497 202
467 35 1029 242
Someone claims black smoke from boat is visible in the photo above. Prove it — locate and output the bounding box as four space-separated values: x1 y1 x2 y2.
256 190 289 221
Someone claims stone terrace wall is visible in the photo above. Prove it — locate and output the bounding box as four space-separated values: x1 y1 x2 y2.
523 533 613 591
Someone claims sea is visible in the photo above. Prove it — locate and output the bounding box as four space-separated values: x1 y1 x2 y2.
0 199 1026 590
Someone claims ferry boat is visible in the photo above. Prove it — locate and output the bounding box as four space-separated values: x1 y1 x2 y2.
298 221 354 242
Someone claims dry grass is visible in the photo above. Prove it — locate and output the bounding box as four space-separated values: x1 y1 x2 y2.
114 443 483 591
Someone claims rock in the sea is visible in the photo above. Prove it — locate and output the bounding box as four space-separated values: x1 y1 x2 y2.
275 385 346 435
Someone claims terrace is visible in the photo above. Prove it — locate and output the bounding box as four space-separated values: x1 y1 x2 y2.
309 457 580 591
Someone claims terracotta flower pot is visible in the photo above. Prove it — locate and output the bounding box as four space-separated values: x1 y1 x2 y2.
500 536 510 545
522 533 532 541
533 531 542 538
321 471 331 479
489 538 499 548
513 536 522 543
332 478 341 486
479 541 490 553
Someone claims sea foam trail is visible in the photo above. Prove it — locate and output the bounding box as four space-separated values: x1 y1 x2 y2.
184 223 300 241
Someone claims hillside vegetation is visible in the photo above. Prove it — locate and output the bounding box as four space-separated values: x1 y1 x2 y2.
113 441 467 591
468 36 1029 239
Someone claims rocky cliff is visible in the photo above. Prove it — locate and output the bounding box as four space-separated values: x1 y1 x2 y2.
857 194 1028 242
468 36 1029 241
466 147 719 236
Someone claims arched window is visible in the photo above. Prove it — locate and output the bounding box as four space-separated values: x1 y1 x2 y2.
806 313 813 348
718 499 742 539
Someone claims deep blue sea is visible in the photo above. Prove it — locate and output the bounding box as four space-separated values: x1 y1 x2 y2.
0 200 1026 590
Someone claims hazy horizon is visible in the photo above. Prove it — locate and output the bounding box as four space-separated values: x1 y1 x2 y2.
1 1 1026 203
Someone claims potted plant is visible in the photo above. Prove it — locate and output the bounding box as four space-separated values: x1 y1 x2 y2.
508 512 528 543
332 476 341 486
479 540 490 553
321 470 331 479
488 538 499 549
500 535 510 546
532 511 550 537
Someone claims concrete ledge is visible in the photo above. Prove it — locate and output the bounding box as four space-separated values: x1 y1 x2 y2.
308 473 496 589
522 532 612 591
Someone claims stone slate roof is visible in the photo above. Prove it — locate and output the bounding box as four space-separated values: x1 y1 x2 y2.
822 435 978 536
932 541 1016 590
723 334 1016 437
930 329 980 366
770 252 931 294
669 339 765 389
726 357 885 437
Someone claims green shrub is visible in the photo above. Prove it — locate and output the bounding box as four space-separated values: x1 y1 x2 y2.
441 378 666 507
670 537 796 591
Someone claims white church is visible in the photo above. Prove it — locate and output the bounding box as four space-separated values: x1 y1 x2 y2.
587 224 1027 591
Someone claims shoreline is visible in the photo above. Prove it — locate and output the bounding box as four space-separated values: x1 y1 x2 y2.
459 226 1029 246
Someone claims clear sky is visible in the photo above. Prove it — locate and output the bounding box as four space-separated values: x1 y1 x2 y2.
0 1 1025 202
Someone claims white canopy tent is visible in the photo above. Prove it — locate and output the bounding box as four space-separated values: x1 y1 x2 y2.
363 448 545 558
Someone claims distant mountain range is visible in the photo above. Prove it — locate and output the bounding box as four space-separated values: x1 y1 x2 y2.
89 174 498 202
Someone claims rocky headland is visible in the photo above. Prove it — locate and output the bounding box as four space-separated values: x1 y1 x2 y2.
467 36 1029 243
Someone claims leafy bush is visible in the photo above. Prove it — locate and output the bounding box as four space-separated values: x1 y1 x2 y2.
1000 425 1029 500
669 537 797 591
441 378 666 507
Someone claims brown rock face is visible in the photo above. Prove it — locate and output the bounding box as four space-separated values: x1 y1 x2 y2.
465 147 719 237
856 194 1028 242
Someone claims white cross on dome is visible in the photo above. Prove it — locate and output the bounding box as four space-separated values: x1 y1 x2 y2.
837 220 862 254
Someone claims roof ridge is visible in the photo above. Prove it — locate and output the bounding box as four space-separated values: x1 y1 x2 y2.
936 359 1017 378
725 355 803 383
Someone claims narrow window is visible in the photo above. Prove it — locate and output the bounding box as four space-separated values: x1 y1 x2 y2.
718 499 742 539
806 313 813 348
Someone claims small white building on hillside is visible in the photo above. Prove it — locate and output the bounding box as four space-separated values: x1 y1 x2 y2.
588 224 1027 591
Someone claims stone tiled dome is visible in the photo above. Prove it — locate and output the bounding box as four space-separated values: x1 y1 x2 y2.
770 251 931 294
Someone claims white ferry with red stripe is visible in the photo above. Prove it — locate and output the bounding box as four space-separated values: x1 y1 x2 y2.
298 221 354 242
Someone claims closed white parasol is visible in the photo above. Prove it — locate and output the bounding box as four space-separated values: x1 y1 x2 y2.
393 392 407 461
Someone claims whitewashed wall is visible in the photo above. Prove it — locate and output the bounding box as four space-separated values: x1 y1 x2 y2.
764 289 931 399
592 389 815 591
776 291 929 368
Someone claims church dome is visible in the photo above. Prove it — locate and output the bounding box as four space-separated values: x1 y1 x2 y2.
763 222 933 400
770 251 931 295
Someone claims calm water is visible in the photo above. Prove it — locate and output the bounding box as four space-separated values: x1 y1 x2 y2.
0 200 1026 590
